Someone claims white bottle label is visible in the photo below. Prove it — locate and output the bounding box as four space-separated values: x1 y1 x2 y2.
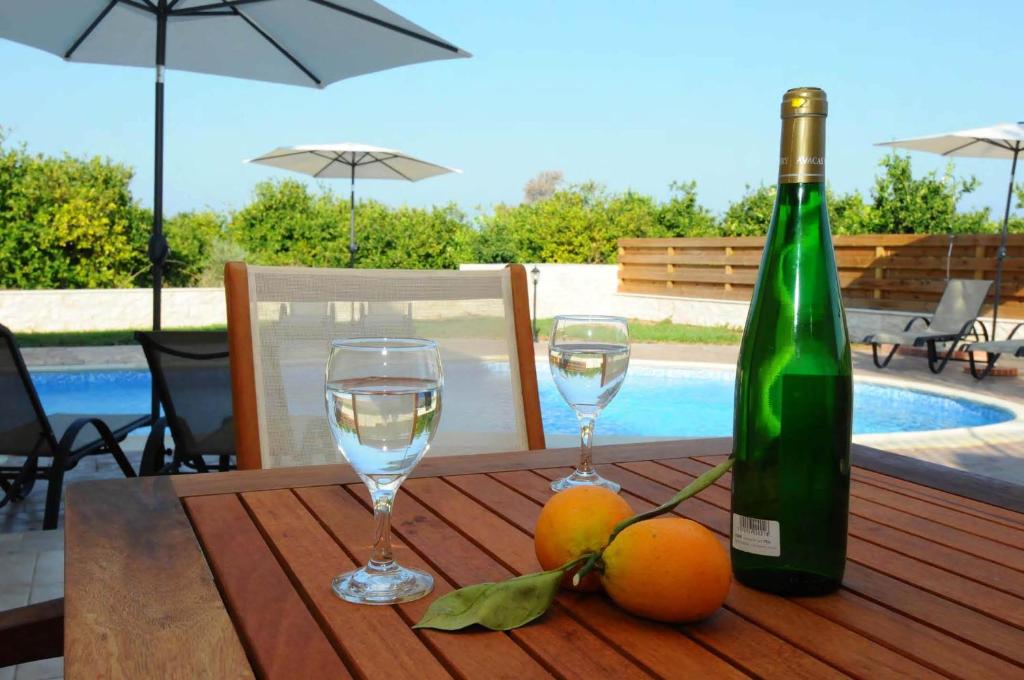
732 514 781 557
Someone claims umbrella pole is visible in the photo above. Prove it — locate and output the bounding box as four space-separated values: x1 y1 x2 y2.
991 146 1020 340
348 163 357 268
149 4 170 332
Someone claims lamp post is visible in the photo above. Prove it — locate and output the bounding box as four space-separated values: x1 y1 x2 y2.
531 265 540 342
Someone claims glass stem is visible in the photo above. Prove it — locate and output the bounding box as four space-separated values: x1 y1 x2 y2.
368 490 396 571
577 414 596 475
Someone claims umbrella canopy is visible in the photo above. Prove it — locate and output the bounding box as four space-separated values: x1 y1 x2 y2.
247 143 460 266
0 0 469 328
877 122 1024 336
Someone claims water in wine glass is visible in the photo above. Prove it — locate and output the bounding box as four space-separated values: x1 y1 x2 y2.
549 343 629 415
325 376 441 488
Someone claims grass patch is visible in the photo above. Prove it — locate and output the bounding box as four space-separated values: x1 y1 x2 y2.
534 318 741 344
13 318 740 348
15 325 227 348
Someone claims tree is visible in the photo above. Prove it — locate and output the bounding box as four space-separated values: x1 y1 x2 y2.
721 185 776 236
163 210 230 286
230 179 474 270
0 132 150 289
476 182 676 264
867 153 992 234
522 170 563 204
657 181 718 236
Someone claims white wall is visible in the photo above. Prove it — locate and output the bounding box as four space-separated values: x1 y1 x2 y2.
0 288 226 332
3 266 1019 340
461 263 1022 341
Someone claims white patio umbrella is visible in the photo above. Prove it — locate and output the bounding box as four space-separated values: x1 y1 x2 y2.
877 122 1024 337
247 143 460 266
0 0 469 329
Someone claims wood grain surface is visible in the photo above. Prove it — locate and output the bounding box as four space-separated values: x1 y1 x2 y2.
65 440 1024 678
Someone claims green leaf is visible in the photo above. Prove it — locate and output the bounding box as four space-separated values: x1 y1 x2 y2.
414 568 564 631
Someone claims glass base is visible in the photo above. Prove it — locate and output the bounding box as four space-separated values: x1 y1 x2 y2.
550 469 621 493
332 561 433 605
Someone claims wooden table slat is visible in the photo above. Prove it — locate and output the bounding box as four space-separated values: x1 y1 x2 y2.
294 485 556 680
465 472 850 680
612 461 1024 655
66 439 1024 679
851 467 1024 529
365 480 657 680
530 467 947 680
240 489 453 680
642 460 1024 596
64 477 253 679
669 458 1024 571
647 459 1024 629
184 494 352 680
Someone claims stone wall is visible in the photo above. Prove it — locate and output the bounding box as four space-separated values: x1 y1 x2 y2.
460 263 1022 340
0 287 226 332
3 265 1018 339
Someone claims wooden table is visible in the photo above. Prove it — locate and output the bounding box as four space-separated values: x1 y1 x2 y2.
64 439 1024 679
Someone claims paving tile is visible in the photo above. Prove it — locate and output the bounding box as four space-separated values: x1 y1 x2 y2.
31 550 63 588
17 531 63 553
13 656 63 680
27 584 63 605
0 552 37 609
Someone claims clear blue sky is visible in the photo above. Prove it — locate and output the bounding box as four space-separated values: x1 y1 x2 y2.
1 1 1021 219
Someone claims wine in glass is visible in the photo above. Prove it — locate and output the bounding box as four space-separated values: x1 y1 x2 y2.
325 337 443 604
548 315 629 492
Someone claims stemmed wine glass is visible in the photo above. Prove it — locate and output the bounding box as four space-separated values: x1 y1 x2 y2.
548 315 630 492
325 337 443 604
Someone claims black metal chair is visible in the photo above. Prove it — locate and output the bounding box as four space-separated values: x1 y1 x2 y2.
0 325 144 530
135 331 235 475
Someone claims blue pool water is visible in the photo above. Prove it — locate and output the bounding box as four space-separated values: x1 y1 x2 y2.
30 365 1014 437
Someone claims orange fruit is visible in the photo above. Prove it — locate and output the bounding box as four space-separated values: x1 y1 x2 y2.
534 486 633 591
601 517 730 622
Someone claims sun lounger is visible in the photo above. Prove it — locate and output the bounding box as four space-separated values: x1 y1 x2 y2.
862 279 993 374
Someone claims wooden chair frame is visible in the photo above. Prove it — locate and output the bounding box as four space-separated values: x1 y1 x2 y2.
224 262 545 469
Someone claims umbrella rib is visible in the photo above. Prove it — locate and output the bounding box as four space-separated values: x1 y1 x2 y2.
979 138 1015 152
312 152 354 178
250 149 324 162
173 0 272 15
940 138 982 156
218 1 323 86
306 0 462 53
373 154 415 181
64 0 122 59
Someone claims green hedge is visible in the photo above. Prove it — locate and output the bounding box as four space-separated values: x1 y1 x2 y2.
1 128 1021 289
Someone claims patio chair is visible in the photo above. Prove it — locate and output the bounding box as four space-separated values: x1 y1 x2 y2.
862 279 993 374
134 330 235 475
964 322 1024 379
0 324 144 530
224 262 544 469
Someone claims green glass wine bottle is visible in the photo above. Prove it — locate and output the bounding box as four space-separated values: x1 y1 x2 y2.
730 87 853 596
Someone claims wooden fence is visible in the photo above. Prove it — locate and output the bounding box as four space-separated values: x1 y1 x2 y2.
618 234 1024 318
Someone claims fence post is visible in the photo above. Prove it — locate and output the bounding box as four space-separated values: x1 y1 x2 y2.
724 246 733 293
874 245 885 299
666 245 674 290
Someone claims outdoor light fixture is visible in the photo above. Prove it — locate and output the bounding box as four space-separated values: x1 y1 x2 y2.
531 266 541 342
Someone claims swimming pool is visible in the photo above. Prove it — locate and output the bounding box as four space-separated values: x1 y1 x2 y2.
30 363 1015 437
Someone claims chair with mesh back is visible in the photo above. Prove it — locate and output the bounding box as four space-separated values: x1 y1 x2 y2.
135 331 235 475
0 324 143 529
224 262 544 469
862 279 993 374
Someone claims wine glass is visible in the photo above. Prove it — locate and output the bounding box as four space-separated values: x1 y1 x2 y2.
548 315 629 492
325 337 443 604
